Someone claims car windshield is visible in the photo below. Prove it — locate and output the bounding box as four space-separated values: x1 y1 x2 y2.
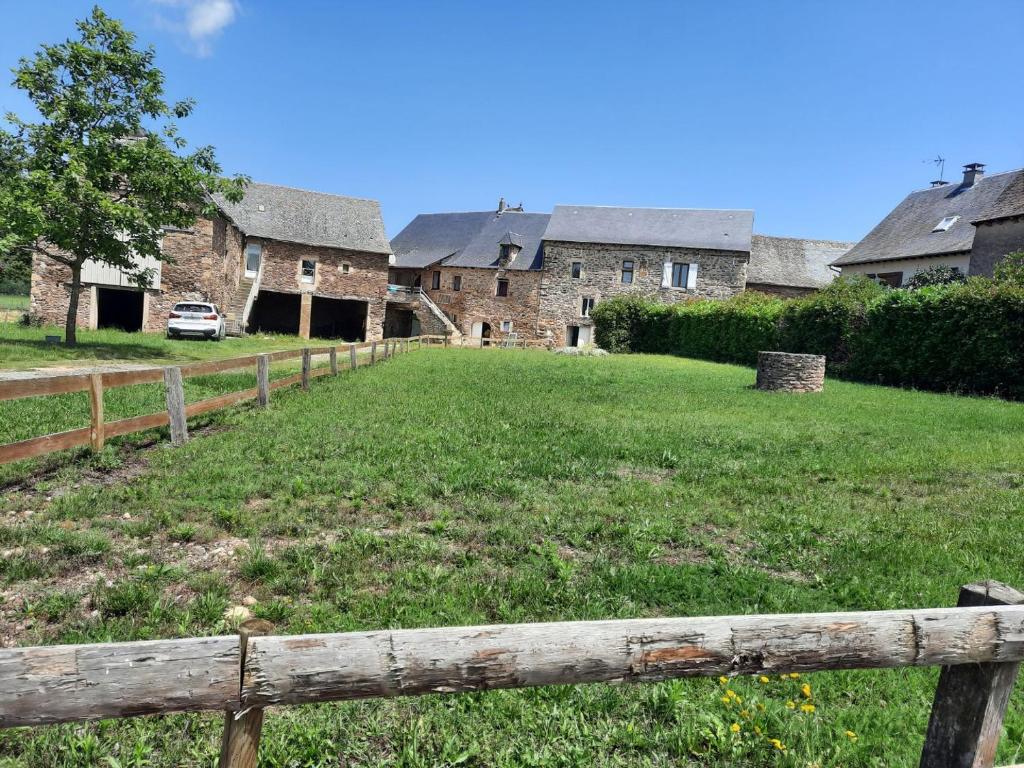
174 303 213 313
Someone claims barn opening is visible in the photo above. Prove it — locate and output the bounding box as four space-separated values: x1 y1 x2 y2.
310 296 368 340
96 287 144 332
383 303 416 338
248 290 300 335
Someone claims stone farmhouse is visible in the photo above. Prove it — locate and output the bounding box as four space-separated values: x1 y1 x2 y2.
31 183 395 341
390 200 852 346
832 163 1024 286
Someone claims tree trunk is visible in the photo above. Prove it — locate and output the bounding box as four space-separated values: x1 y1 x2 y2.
65 264 82 346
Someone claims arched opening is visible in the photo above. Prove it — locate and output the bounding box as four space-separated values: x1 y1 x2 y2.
480 322 491 339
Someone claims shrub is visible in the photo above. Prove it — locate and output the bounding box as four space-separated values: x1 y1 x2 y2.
994 251 1024 285
904 265 967 289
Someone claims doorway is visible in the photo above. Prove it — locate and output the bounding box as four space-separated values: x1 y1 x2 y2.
96 287 144 332
471 321 491 339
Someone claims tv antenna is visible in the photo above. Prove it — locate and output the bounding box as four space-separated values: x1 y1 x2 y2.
925 154 946 181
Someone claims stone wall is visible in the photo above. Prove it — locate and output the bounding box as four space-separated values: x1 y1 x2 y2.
755 351 825 393
969 218 1024 277
254 238 390 340
537 240 748 345
418 266 543 339
746 282 817 299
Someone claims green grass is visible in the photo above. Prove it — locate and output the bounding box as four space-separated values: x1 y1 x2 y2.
0 295 29 311
0 322 316 370
1 349 1022 766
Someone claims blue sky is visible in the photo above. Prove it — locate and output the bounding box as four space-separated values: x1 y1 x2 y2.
2 1 1022 240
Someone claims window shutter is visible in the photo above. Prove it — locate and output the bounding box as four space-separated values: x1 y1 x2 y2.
661 261 672 287
687 263 698 289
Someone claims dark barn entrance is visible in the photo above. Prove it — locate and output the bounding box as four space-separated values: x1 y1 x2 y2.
383 304 415 338
96 287 144 332
248 290 301 335
310 296 368 341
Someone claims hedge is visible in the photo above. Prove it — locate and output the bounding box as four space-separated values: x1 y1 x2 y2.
591 278 1024 399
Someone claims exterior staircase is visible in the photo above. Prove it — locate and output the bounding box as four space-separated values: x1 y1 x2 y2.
384 285 462 340
415 288 461 340
224 272 260 336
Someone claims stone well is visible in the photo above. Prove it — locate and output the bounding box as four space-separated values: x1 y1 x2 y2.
755 351 826 393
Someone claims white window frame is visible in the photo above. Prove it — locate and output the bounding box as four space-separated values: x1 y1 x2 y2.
300 259 316 284
244 243 262 278
501 320 513 333
581 297 595 317
663 261 698 290
933 215 959 232
496 278 510 297
339 262 351 274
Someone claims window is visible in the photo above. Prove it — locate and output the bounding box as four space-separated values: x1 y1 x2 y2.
300 259 316 283
501 320 513 333
245 244 261 276
339 262 351 274
876 271 903 288
621 260 634 284
571 261 583 279
431 271 441 290
500 244 512 260
933 215 959 232
581 297 595 317
671 262 689 288
496 279 510 297
453 275 462 291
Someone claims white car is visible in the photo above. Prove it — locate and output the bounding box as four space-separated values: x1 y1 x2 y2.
167 302 226 340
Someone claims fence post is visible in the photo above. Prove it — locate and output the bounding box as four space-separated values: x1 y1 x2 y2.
371 341 377 364
163 367 188 446
256 355 270 408
480 336 485 348
301 349 311 390
383 340 390 361
349 343 357 370
87 373 105 452
329 347 338 376
218 619 274 768
919 580 1024 768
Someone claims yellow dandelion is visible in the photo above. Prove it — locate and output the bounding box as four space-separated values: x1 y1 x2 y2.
845 730 858 742
756 703 766 711
801 703 816 714
758 675 770 684
769 738 787 751
754 726 762 735
786 700 796 709
726 689 738 699
721 696 731 705
740 709 750 719
730 723 741 733
789 673 801 679
801 683 812 698
719 676 729 685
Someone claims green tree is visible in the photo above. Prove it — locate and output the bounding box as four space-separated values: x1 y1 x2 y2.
903 265 967 290
0 6 246 344
993 251 1024 285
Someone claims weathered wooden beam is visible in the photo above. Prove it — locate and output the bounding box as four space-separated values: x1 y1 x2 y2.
102 368 164 388
0 373 91 401
329 347 338 376
163 366 188 446
0 636 239 728
269 373 303 391
256 355 270 408
218 620 274 768
0 427 92 465
370 341 377 364
87 373 105 452
180 355 260 379
300 349 311 390
185 388 258 418
104 411 170 439
241 605 1024 709
920 581 1024 768
349 343 357 370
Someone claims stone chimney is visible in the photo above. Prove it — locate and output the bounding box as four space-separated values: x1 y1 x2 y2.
497 197 507 214
961 163 985 187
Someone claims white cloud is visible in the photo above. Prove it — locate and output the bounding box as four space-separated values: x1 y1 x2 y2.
153 0 239 57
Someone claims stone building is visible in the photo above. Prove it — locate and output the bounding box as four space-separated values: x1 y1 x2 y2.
389 200 851 346
30 182 392 341
832 163 1024 285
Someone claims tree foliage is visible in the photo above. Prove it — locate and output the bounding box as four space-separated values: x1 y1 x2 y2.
0 6 246 343
993 251 1024 285
904 265 967 290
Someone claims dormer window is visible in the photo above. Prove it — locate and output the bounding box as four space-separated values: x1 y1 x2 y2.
933 216 959 232
500 243 512 261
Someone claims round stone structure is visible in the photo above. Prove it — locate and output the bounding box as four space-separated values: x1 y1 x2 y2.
755 351 826 393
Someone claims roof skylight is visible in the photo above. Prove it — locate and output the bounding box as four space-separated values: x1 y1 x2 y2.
933 215 959 232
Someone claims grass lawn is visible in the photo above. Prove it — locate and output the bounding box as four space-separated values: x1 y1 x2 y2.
0 322 316 371
0 295 29 311
1 350 1022 766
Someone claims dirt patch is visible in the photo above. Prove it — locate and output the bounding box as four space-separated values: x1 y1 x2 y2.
613 465 677 484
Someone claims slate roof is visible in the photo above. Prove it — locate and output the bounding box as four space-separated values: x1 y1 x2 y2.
443 212 550 270
390 211 550 270
748 235 853 289
543 205 754 252
974 172 1024 223
213 182 390 255
832 170 1024 266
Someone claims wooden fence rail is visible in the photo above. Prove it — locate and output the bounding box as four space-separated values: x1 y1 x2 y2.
0 582 1022 768
0 336 421 466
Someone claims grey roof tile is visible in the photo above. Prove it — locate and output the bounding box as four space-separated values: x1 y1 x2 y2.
443 212 549 270
974 172 1024 223
543 205 753 252
832 170 1024 266
390 211 549 270
213 182 390 255
748 235 854 289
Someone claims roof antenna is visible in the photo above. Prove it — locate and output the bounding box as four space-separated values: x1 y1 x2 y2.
925 154 946 181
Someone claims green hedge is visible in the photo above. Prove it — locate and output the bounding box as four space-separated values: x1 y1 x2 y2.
591 278 1024 399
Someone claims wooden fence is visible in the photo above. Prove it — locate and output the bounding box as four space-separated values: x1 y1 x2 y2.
0 581 1022 767
0 335 443 466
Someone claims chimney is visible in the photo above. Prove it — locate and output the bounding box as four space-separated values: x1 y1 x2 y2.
930 180 950 188
961 162 985 187
497 197 506 214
